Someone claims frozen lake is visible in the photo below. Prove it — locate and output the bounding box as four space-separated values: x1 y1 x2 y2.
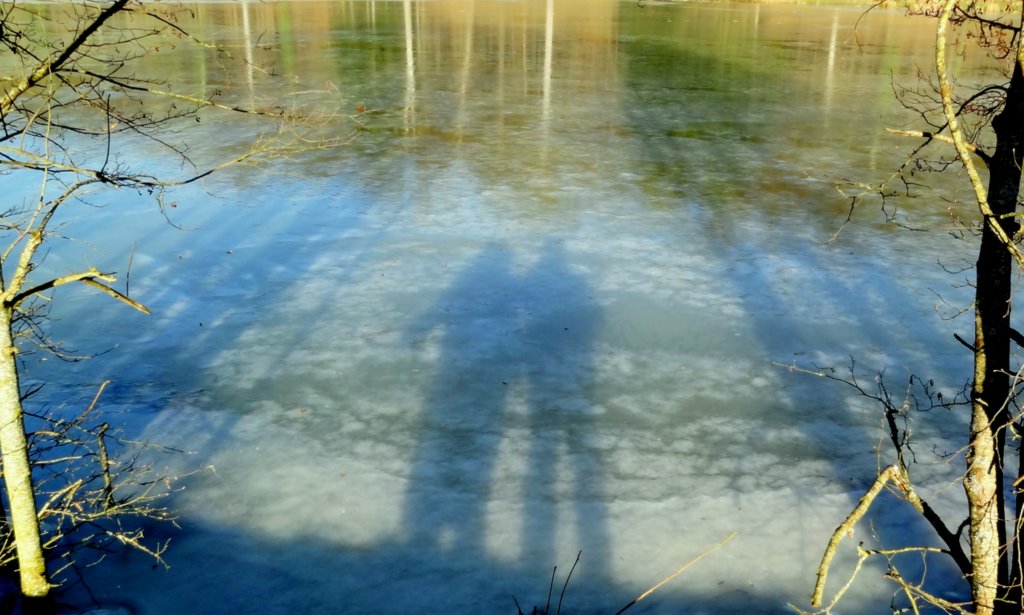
17 0 991 612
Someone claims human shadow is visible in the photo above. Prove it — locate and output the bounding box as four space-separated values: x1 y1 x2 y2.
402 239 610 598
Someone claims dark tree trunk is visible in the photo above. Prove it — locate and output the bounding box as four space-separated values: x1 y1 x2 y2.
989 55 1024 614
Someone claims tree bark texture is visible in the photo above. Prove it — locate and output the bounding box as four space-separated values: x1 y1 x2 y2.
935 1 1024 609
0 308 48 597
967 32 1024 615
994 51 1024 613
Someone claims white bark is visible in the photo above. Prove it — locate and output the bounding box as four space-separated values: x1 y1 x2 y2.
0 308 48 597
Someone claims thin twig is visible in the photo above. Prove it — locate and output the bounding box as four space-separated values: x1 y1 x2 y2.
555 550 581 615
616 532 738 614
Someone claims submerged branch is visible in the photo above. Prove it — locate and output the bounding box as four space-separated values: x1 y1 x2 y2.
80 278 150 315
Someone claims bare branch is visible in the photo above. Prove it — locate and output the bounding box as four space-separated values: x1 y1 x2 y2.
79 278 150 315
812 464 899 607
0 0 131 117
936 0 1024 270
884 127 991 164
8 269 115 309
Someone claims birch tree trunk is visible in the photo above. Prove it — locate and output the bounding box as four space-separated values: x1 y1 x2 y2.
966 40 1024 615
0 307 48 597
936 0 1024 607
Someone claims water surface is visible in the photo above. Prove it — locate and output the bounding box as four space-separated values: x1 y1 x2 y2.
19 1 989 612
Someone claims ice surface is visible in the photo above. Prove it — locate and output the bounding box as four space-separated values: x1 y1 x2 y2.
8 1 988 613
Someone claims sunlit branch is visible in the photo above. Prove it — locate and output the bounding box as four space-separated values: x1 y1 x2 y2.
2 179 100 305
953 5 1022 34
885 127 989 161
145 7 266 76
882 555 972 615
0 0 131 117
71 68 300 118
79 278 150 315
3 122 321 191
9 269 110 305
812 465 897 606
936 0 1024 270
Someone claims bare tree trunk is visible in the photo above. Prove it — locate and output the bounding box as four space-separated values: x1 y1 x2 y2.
969 315 1007 615
970 44 1024 615
935 1 1024 608
995 52 1024 614
969 123 1018 610
0 307 48 598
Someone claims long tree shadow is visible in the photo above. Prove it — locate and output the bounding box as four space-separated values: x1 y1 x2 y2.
616 8 974 606
19 3 975 613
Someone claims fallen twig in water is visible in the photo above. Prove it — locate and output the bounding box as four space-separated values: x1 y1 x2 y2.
615 531 739 614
